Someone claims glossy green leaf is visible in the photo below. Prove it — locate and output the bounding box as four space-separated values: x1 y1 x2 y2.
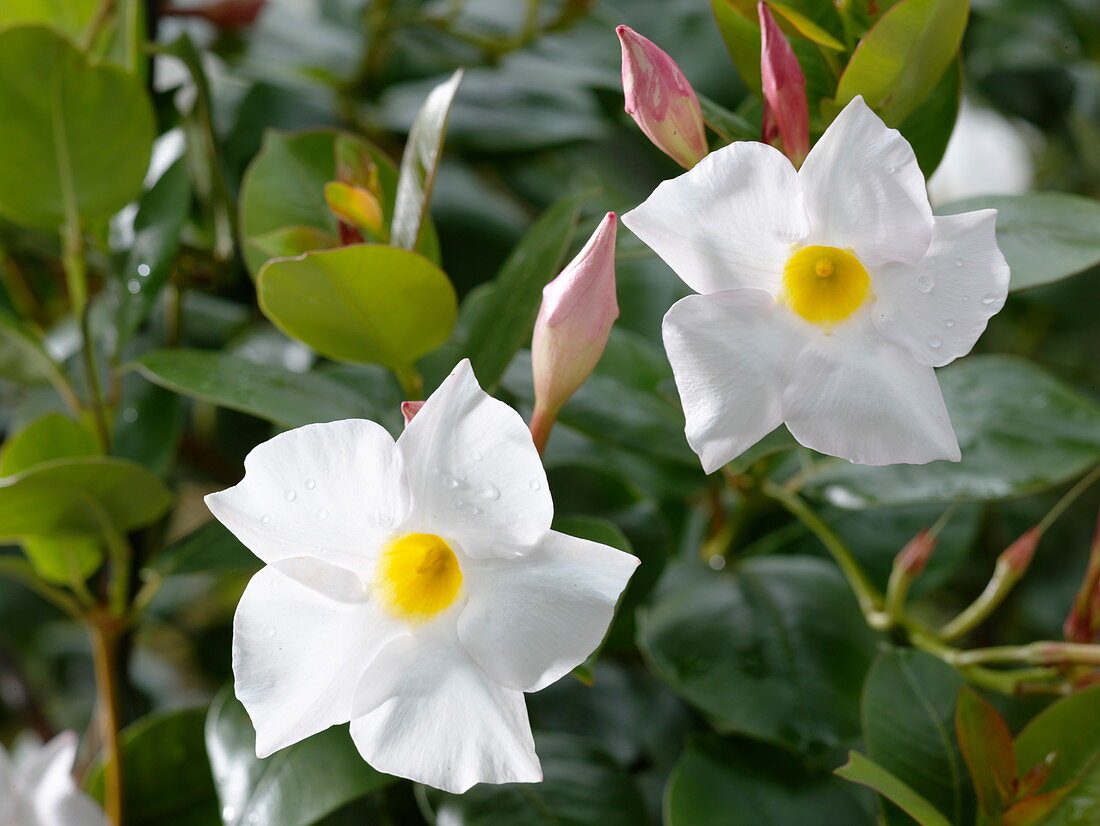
862 649 973 826
956 686 1016 816
767 1 845 49
118 159 192 345
238 130 438 278
833 0 969 125
0 313 64 386
697 94 759 142
835 751 952 826
1014 685 1100 825
668 736 872 826
463 191 587 390
900 58 962 177
391 69 463 251
0 412 98 476
938 193 1100 292
427 733 647 826
806 356 1100 508
638 556 877 753
134 349 387 428
710 0 763 94
151 520 257 577
0 25 153 229
258 244 457 371
205 689 391 826
113 376 185 478
249 226 339 260
87 708 219 825
20 535 101 585
0 0 98 35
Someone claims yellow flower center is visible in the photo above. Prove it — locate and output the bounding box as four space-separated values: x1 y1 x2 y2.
782 245 871 325
375 533 463 621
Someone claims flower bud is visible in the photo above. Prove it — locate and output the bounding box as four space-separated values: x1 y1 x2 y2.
999 526 1041 575
164 0 266 29
616 26 708 169
530 212 619 451
401 401 425 426
325 181 385 239
896 528 937 576
758 2 809 166
1064 510 1100 643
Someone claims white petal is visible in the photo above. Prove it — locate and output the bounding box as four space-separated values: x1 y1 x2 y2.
871 210 1009 367
205 419 408 576
21 733 107 826
233 560 404 757
621 141 808 295
782 320 960 465
457 529 638 693
397 360 551 553
350 629 541 793
663 290 806 473
799 97 933 266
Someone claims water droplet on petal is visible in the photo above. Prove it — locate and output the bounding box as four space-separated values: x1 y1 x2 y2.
305 479 316 490
916 275 933 293
944 318 956 328
480 484 500 501
529 479 541 490
928 336 942 349
284 489 297 502
263 627 276 639
981 293 998 306
222 807 236 821
443 476 459 489
472 452 483 461
317 509 328 520
954 257 964 267
261 514 272 525
962 295 970 302
126 279 141 294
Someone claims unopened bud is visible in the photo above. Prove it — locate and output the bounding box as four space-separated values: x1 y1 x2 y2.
325 182 385 239
530 212 619 451
1016 752 1058 800
401 401 425 426
896 529 937 576
999 527 1042 575
1064 510 1100 643
164 0 266 29
617 26 708 169
758 2 809 166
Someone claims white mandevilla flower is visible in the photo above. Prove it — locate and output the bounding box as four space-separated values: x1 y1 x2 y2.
622 96 1010 471
0 732 108 826
205 359 638 793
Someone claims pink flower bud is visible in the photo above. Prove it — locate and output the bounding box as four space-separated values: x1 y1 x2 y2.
530 212 619 450
401 401 424 426
164 0 266 29
896 529 937 576
998 526 1041 575
758 3 809 166
617 26 708 169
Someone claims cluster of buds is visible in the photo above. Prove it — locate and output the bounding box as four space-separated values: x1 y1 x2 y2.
616 3 810 168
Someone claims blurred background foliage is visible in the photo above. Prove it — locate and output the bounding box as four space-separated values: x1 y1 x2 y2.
1 0 1100 824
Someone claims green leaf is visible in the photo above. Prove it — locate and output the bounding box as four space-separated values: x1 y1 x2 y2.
238 129 439 279
258 244 456 371
118 159 192 345
668 736 873 826
937 193 1100 292
87 708 219 825
806 356 1100 508
1014 684 1100 826
832 0 969 125
0 25 153 229
697 94 759 142
249 226 339 260
463 192 587 390
638 556 877 753
134 349 390 428
0 313 65 386
20 535 101 585
391 69 463 252
151 520 257 577
710 0 763 95
899 58 961 178
835 751 952 826
427 733 647 826
0 0 98 36
956 686 1016 816
767 1 845 49
205 688 391 826
862 649 973 826
0 456 172 539
0 412 98 476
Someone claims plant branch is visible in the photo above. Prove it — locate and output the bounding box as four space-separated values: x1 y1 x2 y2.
88 616 124 826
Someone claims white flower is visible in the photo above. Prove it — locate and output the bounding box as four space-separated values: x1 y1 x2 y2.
0 732 107 826
622 96 1010 471
205 359 638 793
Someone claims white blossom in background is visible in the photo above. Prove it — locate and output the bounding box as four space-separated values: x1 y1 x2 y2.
623 96 1010 471
0 732 107 826
928 99 1036 207
206 359 638 793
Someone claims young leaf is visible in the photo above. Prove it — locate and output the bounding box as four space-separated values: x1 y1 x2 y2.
833 0 969 125
955 686 1016 817
0 413 99 477
0 25 154 230
257 244 457 372
766 1 845 50
390 69 463 252
1001 784 1078 826
463 191 588 390
835 751 952 826
937 192 1100 292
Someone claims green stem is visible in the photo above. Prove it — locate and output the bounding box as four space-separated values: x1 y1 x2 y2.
89 616 124 826
762 480 888 628
82 0 119 53
938 558 1020 642
1037 463 1100 535
0 558 83 619
394 364 424 400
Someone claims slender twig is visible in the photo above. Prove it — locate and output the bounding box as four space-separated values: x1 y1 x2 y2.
88 616 124 826
1037 463 1100 536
